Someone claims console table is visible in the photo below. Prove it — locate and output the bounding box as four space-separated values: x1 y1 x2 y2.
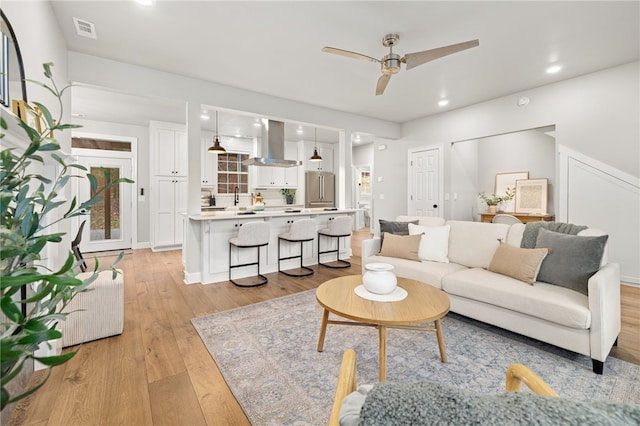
480 212 555 224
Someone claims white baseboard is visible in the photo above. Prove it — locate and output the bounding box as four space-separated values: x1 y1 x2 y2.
133 241 151 249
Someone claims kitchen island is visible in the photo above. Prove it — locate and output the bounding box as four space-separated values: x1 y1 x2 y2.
185 208 358 284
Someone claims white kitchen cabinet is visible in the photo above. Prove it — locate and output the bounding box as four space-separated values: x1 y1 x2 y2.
152 176 187 248
151 124 188 177
201 137 217 186
266 215 312 267
304 142 333 172
255 141 299 187
315 214 351 260
206 218 267 276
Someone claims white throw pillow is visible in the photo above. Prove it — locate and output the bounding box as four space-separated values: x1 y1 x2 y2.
408 223 450 263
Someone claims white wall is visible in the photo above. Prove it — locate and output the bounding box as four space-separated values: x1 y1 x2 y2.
352 143 373 166
2 2 71 262
450 128 556 220
374 61 639 283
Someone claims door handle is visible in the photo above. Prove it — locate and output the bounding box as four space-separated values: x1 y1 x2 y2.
433 204 438 208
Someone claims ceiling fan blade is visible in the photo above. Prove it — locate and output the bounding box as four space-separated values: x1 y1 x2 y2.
321 47 380 63
376 74 391 96
403 39 479 70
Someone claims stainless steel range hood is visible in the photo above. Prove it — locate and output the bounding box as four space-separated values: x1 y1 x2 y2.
243 120 302 167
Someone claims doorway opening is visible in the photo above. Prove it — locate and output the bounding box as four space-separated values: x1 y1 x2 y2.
71 134 137 253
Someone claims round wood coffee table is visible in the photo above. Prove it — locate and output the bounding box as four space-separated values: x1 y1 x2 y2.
316 275 450 381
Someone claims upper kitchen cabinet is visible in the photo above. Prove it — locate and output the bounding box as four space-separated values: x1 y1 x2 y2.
150 121 188 177
304 142 333 172
255 141 299 188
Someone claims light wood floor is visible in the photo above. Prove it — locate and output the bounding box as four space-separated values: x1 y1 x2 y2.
8 231 640 425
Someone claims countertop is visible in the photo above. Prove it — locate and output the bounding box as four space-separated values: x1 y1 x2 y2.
188 208 358 221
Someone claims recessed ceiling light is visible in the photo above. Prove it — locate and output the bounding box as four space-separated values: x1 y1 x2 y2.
135 0 154 6
438 99 449 107
546 64 563 74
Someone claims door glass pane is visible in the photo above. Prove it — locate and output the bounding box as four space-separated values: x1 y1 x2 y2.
90 167 121 241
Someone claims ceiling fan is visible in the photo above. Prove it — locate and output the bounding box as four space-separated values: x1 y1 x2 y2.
322 34 479 96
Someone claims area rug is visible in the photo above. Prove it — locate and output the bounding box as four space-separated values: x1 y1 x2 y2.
192 290 639 425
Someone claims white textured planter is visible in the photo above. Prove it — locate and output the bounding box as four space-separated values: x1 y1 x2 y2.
363 263 397 295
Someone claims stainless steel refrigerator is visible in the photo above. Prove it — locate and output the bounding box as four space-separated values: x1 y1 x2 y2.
305 171 335 208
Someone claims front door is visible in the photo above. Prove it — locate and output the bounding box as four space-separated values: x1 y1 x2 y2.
409 147 440 217
73 153 133 253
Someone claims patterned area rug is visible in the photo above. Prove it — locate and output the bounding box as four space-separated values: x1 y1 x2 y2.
192 290 639 425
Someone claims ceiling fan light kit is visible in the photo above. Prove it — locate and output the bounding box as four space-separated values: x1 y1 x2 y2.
322 33 479 96
208 111 227 154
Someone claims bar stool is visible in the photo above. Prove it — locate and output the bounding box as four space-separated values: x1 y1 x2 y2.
278 219 316 277
318 216 353 269
229 221 270 287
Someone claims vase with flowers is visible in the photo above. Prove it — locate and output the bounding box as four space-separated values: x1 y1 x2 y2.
479 187 515 213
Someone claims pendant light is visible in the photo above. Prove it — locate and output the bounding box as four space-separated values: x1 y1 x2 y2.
207 111 226 154
309 128 323 162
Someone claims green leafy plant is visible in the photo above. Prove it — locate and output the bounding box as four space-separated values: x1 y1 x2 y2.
0 63 133 410
479 187 515 206
280 188 296 197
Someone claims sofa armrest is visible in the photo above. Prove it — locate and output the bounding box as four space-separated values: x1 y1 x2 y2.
361 238 382 273
588 263 621 362
362 237 381 258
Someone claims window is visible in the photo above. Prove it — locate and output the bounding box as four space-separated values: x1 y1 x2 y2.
359 171 371 195
217 153 249 194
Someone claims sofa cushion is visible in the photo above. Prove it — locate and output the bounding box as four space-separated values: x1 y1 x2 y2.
442 268 590 329
363 255 466 289
408 223 450 263
488 243 549 284
378 233 421 261
446 221 510 268
535 228 608 296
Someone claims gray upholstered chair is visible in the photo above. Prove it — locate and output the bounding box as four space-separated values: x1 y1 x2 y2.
278 218 317 277
229 221 270 287
492 214 522 224
318 216 353 268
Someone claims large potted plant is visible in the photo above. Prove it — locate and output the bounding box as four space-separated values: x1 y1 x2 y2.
0 63 132 410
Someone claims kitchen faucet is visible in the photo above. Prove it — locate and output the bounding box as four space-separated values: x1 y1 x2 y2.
234 186 239 206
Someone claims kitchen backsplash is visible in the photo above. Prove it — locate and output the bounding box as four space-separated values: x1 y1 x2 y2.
205 188 300 209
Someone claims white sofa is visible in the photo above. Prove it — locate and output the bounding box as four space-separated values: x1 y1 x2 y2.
362 217 621 374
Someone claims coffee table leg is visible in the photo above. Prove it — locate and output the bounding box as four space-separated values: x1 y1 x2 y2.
317 309 330 352
435 319 447 362
379 325 387 381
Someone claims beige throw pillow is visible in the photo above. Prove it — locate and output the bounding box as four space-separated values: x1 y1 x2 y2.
488 243 549 285
378 233 422 262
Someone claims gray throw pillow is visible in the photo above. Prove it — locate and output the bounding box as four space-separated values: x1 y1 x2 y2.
379 219 419 237
534 228 608 295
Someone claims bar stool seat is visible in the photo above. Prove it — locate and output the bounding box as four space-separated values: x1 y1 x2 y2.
278 219 316 277
229 221 270 287
318 216 353 269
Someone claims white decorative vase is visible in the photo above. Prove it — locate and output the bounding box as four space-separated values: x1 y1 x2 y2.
363 263 397 295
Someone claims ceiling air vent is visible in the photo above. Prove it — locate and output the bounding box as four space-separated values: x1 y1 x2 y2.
73 17 97 40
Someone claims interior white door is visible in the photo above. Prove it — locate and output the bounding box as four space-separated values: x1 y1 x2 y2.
75 155 133 253
409 148 440 217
